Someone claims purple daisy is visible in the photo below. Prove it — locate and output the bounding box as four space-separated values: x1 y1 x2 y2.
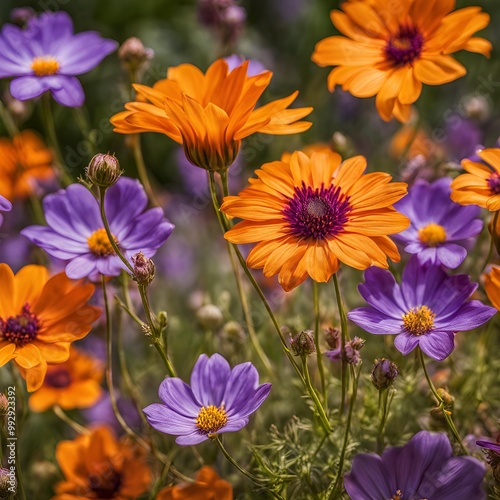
0 195 12 227
347 258 496 361
344 431 486 500
143 353 271 445
393 178 482 269
21 177 174 279
0 11 117 107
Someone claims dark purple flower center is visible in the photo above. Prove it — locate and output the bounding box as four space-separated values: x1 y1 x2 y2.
45 368 72 388
487 172 500 194
0 303 41 345
283 182 351 240
88 468 122 499
385 25 424 66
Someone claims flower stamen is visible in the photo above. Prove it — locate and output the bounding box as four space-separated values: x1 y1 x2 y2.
487 172 500 194
385 25 424 66
87 228 118 257
418 223 447 247
196 404 228 435
0 303 41 345
31 56 60 76
402 305 435 336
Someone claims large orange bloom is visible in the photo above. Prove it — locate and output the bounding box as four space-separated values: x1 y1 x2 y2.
484 267 500 311
0 264 100 391
29 347 103 412
0 130 54 200
312 0 491 122
111 58 313 172
221 151 410 291
53 426 152 499
157 466 232 500
450 149 500 211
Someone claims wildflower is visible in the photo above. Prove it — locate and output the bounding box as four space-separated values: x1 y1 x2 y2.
484 266 500 311
118 36 154 77
394 178 483 268
451 148 500 211
29 347 103 412
371 358 399 390
85 153 122 188
290 330 316 356
0 196 12 227
348 258 496 361
132 251 156 285
21 177 174 280
312 0 491 122
53 426 152 499
344 431 486 499
477 436 500 482
110 58 312 172
157 466 232 500
0 11 117 107
0 264 100 391
196 304 224 331
221 151 409 291
325 331 365 365
0 130 54 200
143 353 271 445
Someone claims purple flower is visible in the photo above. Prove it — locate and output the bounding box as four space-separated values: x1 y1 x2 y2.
143 353 271 445
224 55 267 76
476 437 500 454
0 195 12 227
393 178 482 269
0 11 117 107
348 258 496 361
344 431 486 500
21 177 174 280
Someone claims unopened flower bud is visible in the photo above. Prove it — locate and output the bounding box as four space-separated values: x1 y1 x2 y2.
290 330 316 356
10 7 35 27
0 468 14 499
223 320 245 340
197 0 234 28
437 388 454 408
371 358 399 390
85 153 122 188
132 252 156 285
463 95 490 122
118 37 154 75
196 304 224 331
325 327 340 349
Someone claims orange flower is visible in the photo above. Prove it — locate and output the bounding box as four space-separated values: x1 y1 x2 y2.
484 267 500 311
0 264 100 392
312 0 491 122
389 126 436 160
0 130 54 200
157 466 232 500
450 148 500 211
111 58 313 172
221 151 409 291
29 347 103 412
53 426 152 499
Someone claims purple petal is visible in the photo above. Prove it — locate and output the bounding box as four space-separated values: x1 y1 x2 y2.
10 76 48 101
222 362 259 413
418 331 455 361
429 274 476 317
403 242 426 254
228 383 271 418
446 217 483 240
476 440 500 453
219 417 249 433
58 32 118 74
95 255 127 277
176 432 209 446
21 226 88 259
348 307 402 335
191 354 231 407
49 76 85 107
32 11 74 54
393 332 420 355
401 258 447 307
65 254 98 279
120 210 174 251
435 244 467 269
158 378 200 417
438 301 496 331
143 404 195 434
344 454 394 500
0 196 12 212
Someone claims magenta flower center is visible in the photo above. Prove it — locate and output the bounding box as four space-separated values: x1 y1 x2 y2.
45 368 72 388
283 182 351 240
195 405 228 435
487 172 500 194
385 26 424 66
88 468 122 499
0 303 41 345
402 305 435 336
31 56 60 76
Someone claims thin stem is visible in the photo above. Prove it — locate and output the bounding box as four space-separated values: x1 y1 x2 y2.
15 442 26 500
481 210 499 274
53 405 89 434
133 136 160 206
333 274 349 415
418 349 468 454
73 107 97 156
313 281 327 405
330 364 361 499
0 99 18 137
376 388 394 453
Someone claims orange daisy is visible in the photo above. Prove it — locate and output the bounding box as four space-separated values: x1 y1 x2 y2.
0 264 100 392
53 426 152 499
111 58 313 172
29 347 103 412
221 151 410 291
450 148 500 211
0 130 54 200
484 267 500 311
312 0 491 122
157 466 233 500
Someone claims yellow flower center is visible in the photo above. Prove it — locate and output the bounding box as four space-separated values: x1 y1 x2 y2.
418 223 447 247
402 305 435 336
392 490 403 500
87 228 118 257
31 57 60 76
195 405 228 435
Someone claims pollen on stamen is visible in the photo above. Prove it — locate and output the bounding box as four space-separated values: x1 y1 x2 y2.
418 223 447 247
402 305 435 336
31 56 60 76
87 228 118 257
195 404 228 435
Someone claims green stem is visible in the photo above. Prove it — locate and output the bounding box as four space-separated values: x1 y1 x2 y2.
330 364 361 499
418 349 468 454
14 442 26 500
481 210 499 274
333 274 349 415
313 281 327 406
376 388 393 453
53 405 89 435
73 107 97 156
0 99 18 137
133 136 159 207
